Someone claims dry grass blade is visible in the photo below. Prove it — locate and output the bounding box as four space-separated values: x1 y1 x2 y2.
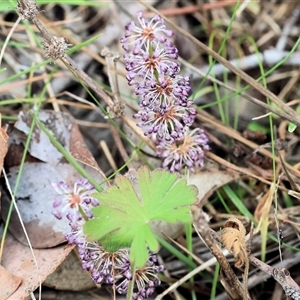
180 58 298 124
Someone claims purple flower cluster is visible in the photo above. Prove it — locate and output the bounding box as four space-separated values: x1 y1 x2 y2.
52 179 164 299
121 12 209 172
78 243 163 299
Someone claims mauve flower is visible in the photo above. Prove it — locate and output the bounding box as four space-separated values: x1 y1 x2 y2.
133 100 196 142
51 175 164 299
156 128 210 172
79 243 130 285
121 12 209 172
51 178 99 220
137 74 191 109
116 253 164 299
123 43 180 85
120 11 174 53
64 212 87 245
78 241 164 299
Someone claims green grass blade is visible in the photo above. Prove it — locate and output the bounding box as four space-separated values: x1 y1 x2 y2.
222 185 253 221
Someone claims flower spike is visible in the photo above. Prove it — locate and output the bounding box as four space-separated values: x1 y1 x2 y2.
121 12 209 172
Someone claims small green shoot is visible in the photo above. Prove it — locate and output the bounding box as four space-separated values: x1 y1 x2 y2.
288 104 300 132
84 166 198 268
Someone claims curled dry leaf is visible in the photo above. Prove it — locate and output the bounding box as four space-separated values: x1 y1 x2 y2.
221 217 250 300
221 217 247 268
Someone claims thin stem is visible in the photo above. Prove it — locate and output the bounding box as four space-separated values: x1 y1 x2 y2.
126 261 136 300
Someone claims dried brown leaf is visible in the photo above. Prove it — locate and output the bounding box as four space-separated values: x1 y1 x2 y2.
221 217 249 300
2 232 73 300
0 265 22 300
44 251 95 291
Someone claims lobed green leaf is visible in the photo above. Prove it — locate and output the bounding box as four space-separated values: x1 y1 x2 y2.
84 166 198 267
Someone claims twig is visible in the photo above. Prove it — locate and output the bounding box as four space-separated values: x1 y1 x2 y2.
211 225 300 300
101 47 125 118
250 256 300 300
216 248 300 300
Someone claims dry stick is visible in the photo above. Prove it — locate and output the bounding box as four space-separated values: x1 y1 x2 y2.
138 0 300 127
250 256 300 300
193 209 249 300
250 250 300 283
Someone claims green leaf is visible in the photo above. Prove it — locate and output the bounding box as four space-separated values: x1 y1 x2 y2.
288 122 297 133
288 104 300 132
84 166 197 267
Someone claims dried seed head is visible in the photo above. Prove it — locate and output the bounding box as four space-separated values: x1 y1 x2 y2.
42 36 70 61
17 0 39 20
106 101 125 118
